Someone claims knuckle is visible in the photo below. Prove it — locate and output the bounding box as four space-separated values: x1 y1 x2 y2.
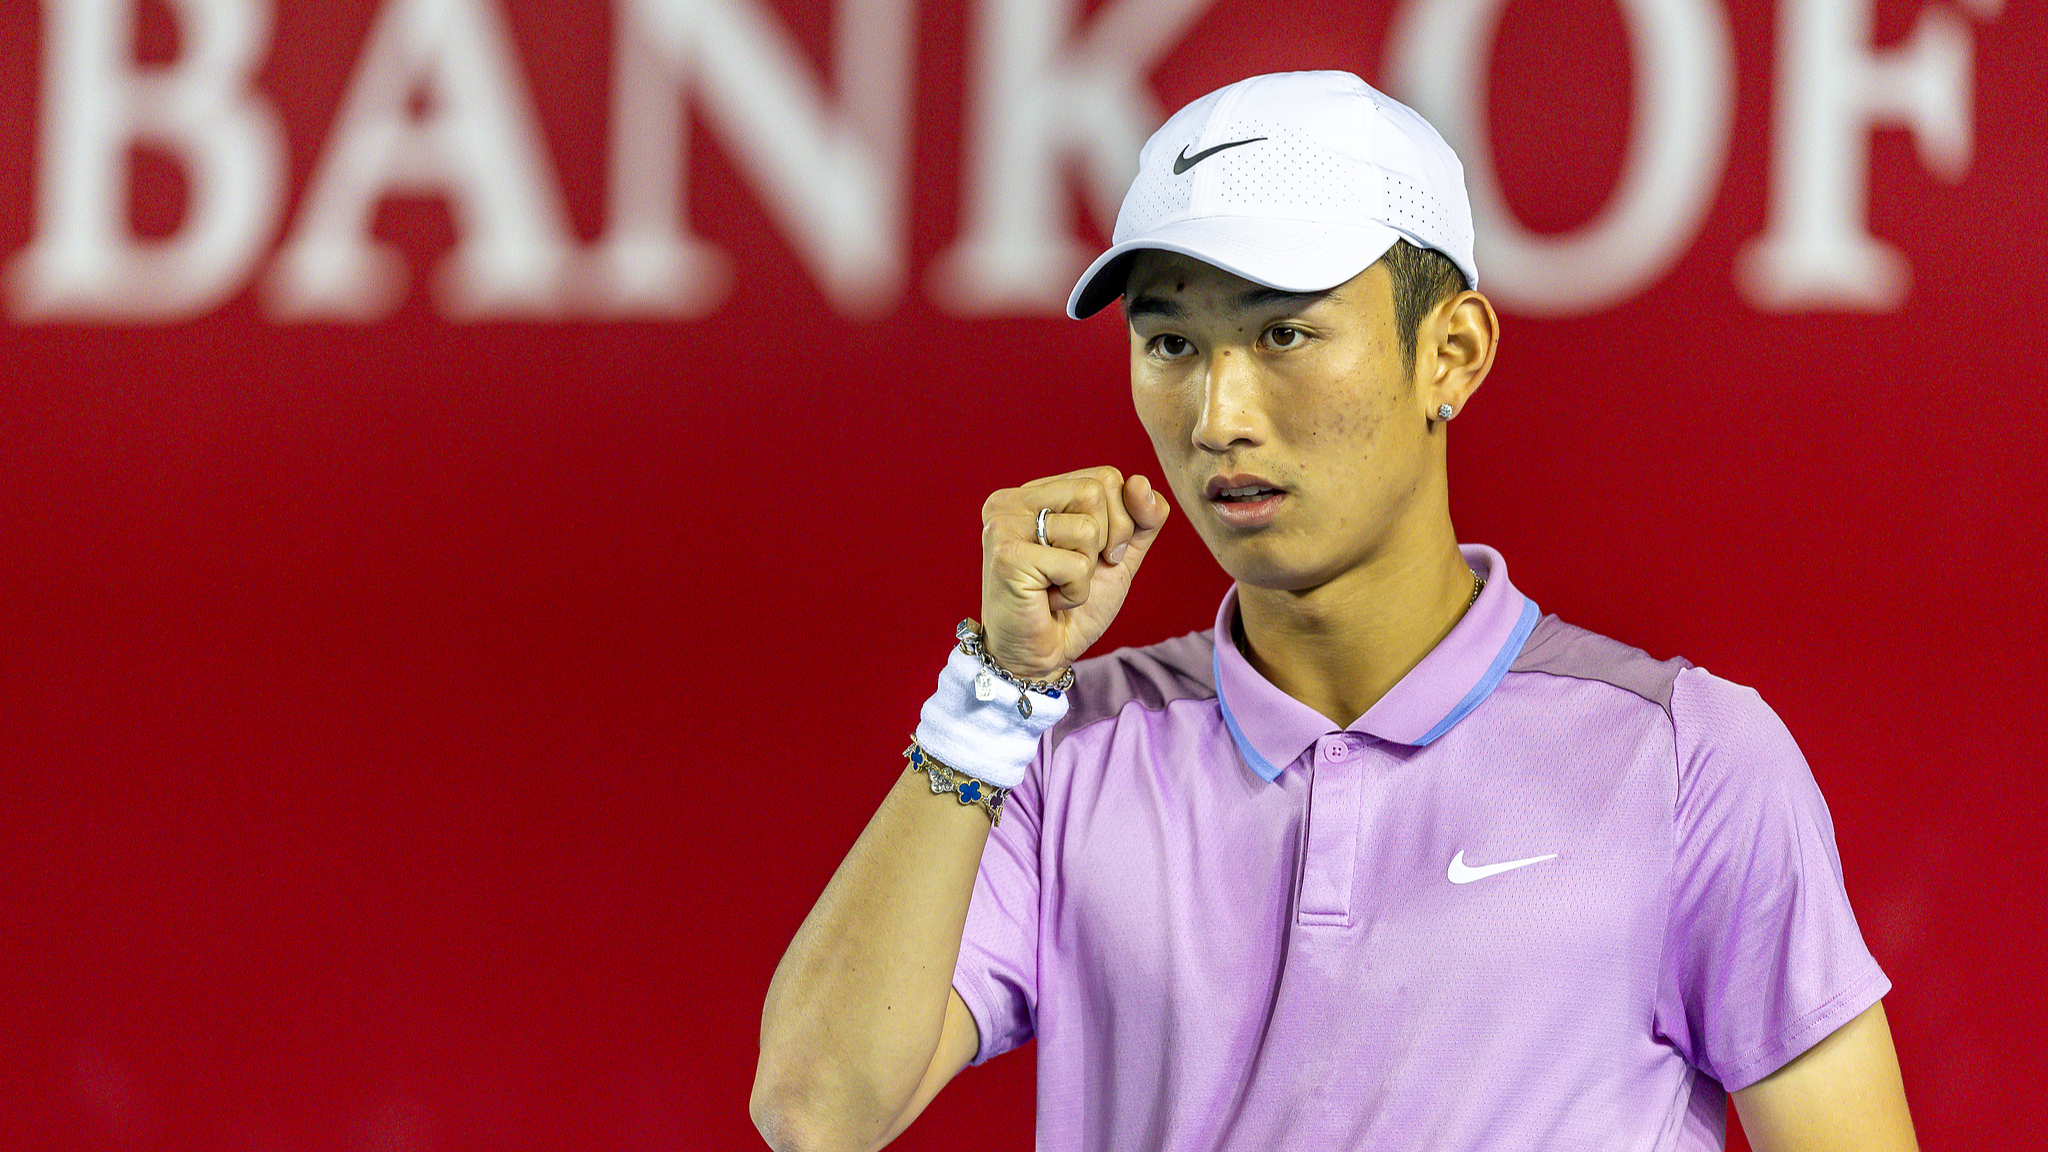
981 489 1009 521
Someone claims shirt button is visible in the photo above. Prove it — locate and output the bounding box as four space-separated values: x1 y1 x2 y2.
1324 742 1349 761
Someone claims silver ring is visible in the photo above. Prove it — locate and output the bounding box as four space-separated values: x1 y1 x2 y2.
1035 507 1051 547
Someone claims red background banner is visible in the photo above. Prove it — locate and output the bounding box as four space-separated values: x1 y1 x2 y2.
2 1 2041 1149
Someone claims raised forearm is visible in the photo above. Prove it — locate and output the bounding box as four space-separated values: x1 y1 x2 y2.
751 768 991 1151
752 468 1169 1150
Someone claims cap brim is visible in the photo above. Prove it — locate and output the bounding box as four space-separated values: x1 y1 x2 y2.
1066 217 1405 319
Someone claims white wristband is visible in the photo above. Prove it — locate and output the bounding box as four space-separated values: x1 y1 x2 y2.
914 647 1069 789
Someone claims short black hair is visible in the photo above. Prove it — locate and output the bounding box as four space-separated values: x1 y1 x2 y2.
1380 239 1466 372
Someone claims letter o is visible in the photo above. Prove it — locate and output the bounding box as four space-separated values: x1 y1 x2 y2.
1386 0 1736 316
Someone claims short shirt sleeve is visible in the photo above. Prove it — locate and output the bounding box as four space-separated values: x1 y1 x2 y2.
1657 668 1891 1090
950 743 1045 1065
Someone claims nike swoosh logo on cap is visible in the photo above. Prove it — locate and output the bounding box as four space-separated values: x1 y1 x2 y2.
1172 136 1268 175
1446 850 1558 884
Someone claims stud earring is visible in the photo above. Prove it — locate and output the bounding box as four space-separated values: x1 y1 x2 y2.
1436 404 1455 421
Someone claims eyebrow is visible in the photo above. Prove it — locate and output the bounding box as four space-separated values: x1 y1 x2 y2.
1123 293 1187 322
1123 285 1331 324
1233 286 1332 313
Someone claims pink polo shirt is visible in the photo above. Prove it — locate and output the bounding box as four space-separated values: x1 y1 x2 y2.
952 546 1887 1151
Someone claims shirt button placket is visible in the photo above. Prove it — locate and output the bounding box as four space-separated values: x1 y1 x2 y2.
1297 736 1364 928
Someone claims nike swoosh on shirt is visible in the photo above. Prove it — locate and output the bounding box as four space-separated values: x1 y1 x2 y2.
1172 136 1268 174
1446 850 1558 884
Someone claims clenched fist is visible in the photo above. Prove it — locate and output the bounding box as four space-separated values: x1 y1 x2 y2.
979 467 1172 682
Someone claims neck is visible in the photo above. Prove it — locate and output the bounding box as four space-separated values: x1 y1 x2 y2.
1235 529 1477 727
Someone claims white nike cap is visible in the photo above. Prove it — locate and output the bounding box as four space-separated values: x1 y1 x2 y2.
1066 70 1478 320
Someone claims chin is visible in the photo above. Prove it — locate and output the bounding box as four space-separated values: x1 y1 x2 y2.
1210 548 1330 594
1233 570 1329 595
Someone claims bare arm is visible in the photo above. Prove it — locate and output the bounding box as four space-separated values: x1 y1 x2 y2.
749 772 995 1152
749 469 1169 1152
1731 1001 1918 1152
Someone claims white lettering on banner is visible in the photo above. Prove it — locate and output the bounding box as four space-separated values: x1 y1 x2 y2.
929 0 1215 315
585 0 915 318
0 1 2001 324
1387 0 1735 317
266 0 577 320
10 0 285 322
1738 0 1977 311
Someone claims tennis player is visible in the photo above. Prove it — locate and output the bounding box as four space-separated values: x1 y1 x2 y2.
752 70 1916 1152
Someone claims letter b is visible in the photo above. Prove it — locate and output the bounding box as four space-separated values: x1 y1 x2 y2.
11 0 286 322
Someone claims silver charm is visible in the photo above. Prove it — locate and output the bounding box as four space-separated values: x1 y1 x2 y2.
1015 692 1033 720
974 668 998 701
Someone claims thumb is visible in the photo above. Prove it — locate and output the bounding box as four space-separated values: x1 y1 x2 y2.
1109 475 1172 570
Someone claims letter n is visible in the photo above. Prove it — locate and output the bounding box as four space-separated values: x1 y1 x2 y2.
584 0 915 318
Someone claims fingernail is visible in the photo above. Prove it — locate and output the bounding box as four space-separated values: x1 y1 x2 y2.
1108 544 1128 564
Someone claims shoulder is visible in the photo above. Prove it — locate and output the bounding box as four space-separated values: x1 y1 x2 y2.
1507 613 1693 718
1049 629 1218 746
1505 614 1807 786
1666 664 1820 818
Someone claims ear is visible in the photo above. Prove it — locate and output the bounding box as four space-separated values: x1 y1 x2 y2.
1417 289 1499 419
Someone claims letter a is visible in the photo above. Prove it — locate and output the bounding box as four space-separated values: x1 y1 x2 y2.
268 0 577 320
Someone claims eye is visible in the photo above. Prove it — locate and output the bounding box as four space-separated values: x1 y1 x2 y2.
1265 325 1303 349
1149 334 1193 358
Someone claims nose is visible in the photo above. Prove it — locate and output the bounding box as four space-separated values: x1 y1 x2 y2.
1191 348 1265 452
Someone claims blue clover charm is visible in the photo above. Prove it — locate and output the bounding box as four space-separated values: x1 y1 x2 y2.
957 780 983 804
